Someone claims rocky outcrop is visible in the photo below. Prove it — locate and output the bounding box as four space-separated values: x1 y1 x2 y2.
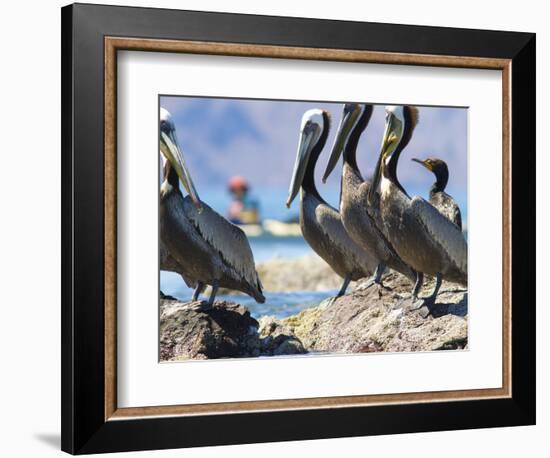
160 272 468 361
278 273 468 353
160 299 306 361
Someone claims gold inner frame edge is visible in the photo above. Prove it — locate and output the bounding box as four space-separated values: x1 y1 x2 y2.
104 37 512 421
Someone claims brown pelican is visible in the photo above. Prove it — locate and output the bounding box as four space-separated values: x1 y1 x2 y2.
159 157 208 301
322 103 417 291
159 108 265 306
411 158 462 230
160 239 204 300
370 106 467 312
286 109 378 299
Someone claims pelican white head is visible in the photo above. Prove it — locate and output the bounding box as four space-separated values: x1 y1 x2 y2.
159 108 202 210
286 109 327 208
300 108 325 133
160 107 175 131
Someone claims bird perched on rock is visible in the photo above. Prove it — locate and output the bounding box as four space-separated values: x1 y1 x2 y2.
286 108 378 301
370 106 467 315
411 157 462 230
159 108 264 307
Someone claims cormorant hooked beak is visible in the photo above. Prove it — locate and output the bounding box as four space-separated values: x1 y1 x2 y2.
322 103 363 183
286 115 322 208
411 157 433 171
160 127 202 212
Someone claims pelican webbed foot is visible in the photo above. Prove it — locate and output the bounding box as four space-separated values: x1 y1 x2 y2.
356 263 386 292
321 275 352 309
185 281 219 312
410 273 442 318
318 274 353 308
411 297 436 318
187 300 210 312
356 280 376 292
324 296 338 308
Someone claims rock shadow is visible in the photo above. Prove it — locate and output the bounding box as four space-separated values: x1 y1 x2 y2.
431 292 468 318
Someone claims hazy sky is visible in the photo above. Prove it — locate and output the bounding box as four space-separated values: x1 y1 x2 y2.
160 96 467 222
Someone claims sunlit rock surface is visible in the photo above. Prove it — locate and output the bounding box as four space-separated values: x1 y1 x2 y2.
160 272 467 361
281 273 467 354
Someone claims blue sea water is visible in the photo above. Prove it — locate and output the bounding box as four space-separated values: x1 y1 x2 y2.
214 289 337 319
160 233 331 319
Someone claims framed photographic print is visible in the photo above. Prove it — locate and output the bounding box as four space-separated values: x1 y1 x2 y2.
61 3 536 454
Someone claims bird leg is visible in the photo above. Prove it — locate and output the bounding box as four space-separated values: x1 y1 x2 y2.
337 274 352 297
206 280 219 307
323 274 351 308
412 273 442 317
427 273 442 302
411 271 424 300
357 263 386 291
192 281 205 301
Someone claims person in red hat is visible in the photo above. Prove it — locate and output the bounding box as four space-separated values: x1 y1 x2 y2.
227 176 260 225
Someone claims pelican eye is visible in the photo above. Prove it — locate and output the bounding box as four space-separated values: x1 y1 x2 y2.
303 120 317 132
161 118 177 135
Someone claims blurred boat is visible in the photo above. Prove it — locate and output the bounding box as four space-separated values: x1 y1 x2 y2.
237 219 302 238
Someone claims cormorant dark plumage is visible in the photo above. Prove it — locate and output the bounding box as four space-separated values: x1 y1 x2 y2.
411 158 462 230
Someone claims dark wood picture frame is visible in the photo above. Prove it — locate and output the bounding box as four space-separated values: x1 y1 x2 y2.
61 3 536 454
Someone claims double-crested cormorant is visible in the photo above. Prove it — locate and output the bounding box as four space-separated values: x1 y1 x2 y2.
286 109 378 298
411 158 462 230
322 103 416 289
370 105 467 313
159 108 264 306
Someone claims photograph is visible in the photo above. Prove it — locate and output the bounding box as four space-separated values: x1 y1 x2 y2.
55 3 537 454
158 96 468 361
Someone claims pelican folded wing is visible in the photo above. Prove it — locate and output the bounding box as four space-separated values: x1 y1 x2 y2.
183 199 259 289
314 204 378 276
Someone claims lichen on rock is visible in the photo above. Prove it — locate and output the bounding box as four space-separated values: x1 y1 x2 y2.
281 272 468 354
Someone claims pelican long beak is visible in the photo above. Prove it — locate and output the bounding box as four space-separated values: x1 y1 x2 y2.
411 158 432 171
369 115 398 204
160 130 202 211
322 105 361 183
286 124 318 208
